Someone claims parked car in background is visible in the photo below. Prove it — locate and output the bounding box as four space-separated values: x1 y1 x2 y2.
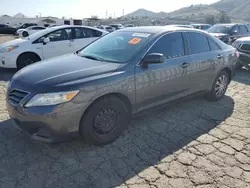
0 24 16 35
48 24 64 28
207 24 250 44
167 24 194 28
96 25 115 32
6 26 237 145
16 26 46 37
191 24 212 30
15 23 38 30
232 37 250 70
124 24 135 27
0 25 108 69
109 24 124 30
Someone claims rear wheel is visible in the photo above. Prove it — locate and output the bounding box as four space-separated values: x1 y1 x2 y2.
80 96 131 145
22 31 29 37
17 53 40 69
206 70 230 101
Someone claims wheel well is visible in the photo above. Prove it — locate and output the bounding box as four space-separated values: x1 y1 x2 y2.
17 52 41 67
222 67 232 82
80 93 132 125
91 93 131 112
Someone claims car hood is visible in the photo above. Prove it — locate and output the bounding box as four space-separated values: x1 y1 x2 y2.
0 38 28 48
11 54 121 92
236 36 250 42
209 33 229 37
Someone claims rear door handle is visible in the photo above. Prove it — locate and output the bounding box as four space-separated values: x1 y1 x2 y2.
180 62 189 68
216 54 223 59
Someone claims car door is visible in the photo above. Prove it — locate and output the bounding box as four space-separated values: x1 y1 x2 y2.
185 31 219 92
72 27 103 51
41 28 74 59
135 32 191 112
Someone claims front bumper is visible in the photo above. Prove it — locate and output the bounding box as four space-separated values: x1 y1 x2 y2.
0 52 19 68
6 101 83 143
238 51 250 63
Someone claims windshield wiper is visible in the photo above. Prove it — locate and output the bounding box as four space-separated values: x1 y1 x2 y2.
82 55 103 61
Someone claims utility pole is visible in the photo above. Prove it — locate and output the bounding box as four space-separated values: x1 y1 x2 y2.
105 10 108 19
122 9 124 17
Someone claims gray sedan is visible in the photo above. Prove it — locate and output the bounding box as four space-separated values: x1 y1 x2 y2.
6 26 237 145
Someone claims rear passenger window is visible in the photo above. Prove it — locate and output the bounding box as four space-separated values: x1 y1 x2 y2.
208 37 221 51
186 32 210 55
148 32 185 59
239 25 248 34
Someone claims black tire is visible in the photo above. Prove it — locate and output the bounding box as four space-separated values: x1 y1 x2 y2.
80 96 131 145
206 70 230 101
22 31 29 37
17 53 40 70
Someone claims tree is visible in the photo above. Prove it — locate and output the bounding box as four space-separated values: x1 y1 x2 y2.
219 12 231 23
205 15 215 25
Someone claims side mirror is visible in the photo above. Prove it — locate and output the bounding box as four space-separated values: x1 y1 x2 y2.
43 37 50 45
231 30 238 35
141 53 165 68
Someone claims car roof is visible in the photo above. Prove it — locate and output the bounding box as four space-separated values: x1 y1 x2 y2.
192 24 211 26
213 23 236 26
28 25 108 41
118 26 201 34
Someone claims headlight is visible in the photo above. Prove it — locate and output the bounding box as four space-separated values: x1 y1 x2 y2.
25 90 79 107
0 46 19 53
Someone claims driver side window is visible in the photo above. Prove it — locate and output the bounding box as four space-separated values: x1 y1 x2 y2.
231 26 238 34
147 32 185 59
39 28 72 42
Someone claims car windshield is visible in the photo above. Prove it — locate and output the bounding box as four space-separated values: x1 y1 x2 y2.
207 25 233 34
24 27 52 40
192 25 200 29
78 31 153 63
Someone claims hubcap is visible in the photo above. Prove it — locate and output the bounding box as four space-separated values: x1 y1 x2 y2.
93 108 118 135
215 75 228 97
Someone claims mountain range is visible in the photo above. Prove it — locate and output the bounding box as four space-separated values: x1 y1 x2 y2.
124 0 250 22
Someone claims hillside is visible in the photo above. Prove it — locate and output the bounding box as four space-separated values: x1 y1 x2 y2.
125 0 250 22
124 9 156 18
211 0 250 21
167 5 221 22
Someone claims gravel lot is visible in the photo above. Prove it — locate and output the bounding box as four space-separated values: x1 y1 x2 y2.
0 35 250 188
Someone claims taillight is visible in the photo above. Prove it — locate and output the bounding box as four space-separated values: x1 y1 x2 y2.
233 49 239 58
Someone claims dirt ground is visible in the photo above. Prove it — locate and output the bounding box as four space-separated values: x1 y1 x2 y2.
0 35 250 188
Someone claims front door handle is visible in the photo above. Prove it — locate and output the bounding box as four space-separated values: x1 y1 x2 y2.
180 62 189 68
216 54 223 59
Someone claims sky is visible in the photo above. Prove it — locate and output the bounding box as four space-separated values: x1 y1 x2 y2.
0 0 220 19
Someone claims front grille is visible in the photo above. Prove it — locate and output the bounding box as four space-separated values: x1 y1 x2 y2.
240 44 250 52
8 89 29 106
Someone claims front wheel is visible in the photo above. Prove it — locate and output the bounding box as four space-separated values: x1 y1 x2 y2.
22 31 29 37
17 53 40 70
80 96 131 145
206 70 230 101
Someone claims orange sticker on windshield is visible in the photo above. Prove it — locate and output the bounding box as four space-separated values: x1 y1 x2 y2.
128 38 141 44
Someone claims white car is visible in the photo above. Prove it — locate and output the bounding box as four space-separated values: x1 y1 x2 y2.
16 26 46 37
0 25 108 69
